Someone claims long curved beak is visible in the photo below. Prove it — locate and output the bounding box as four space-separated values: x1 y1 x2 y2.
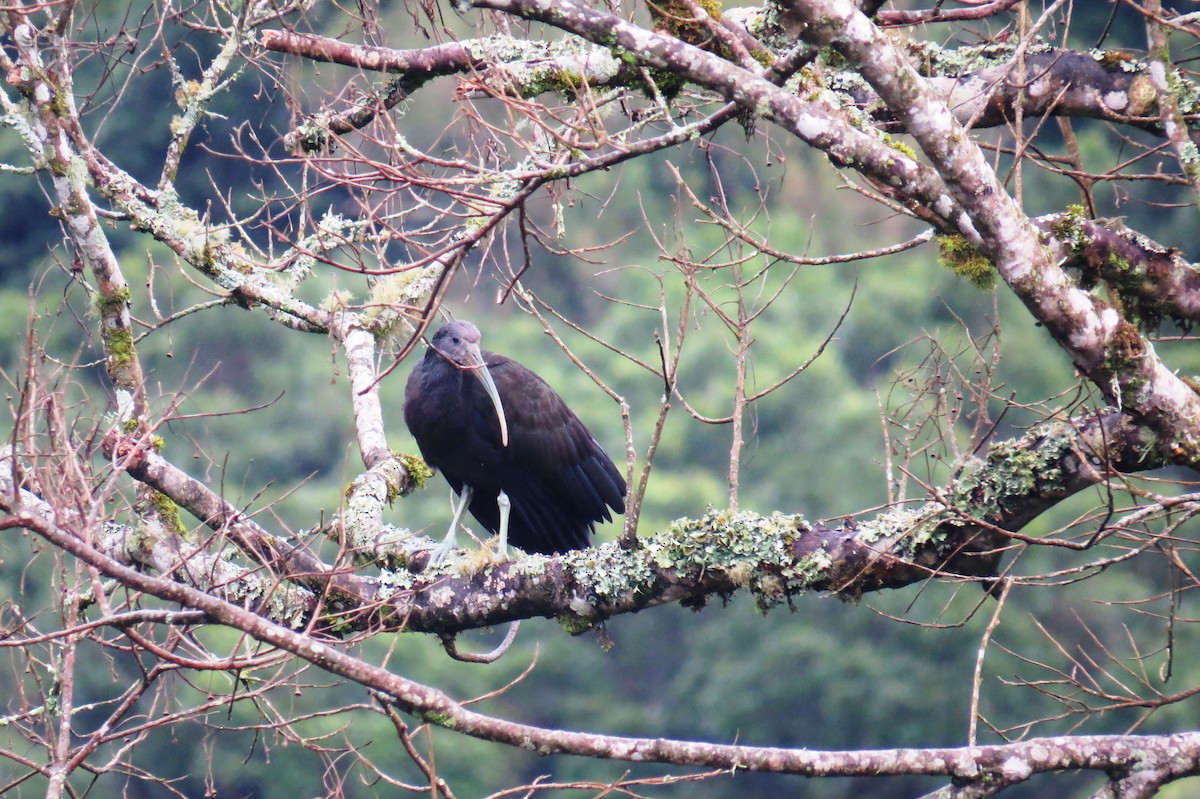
465 345 509 448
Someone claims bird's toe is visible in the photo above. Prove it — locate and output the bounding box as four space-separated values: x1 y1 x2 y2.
409 537 461 568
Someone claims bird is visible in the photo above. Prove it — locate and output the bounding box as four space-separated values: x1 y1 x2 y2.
403 320 626 561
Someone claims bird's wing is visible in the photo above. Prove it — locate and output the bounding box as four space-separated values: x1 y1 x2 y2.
481 357 626 518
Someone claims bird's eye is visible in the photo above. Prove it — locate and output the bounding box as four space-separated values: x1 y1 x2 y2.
451 337 460 345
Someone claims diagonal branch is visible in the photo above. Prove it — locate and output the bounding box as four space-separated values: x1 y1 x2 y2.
5 496 1200 793
99 408 1166 635
469 0 965 234
1037 213 1200 328
786 0 1200 468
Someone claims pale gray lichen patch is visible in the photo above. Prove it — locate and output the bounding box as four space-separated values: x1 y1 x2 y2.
563 542 657 605
946 421 1071 519
652 509 800 569
1103 90 1130 111
1001 755 1033 781
374 565 420 599
908 40 1053 77
560 509 811 616
230 575 313 629
657 509 815 608
1179 140 1200 166
857 503 944 546
723 5 767 38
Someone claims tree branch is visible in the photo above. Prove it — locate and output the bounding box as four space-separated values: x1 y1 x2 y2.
5 496 1200 793
788 0 1200 467
85 408 1164 635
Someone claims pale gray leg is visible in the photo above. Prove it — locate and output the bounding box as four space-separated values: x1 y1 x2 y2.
425 485 473 564
495 490 511 560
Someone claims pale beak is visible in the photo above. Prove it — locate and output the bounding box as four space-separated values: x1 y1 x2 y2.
466 344 509 448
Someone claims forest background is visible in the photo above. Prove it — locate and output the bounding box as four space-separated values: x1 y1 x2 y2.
2 1 1200 797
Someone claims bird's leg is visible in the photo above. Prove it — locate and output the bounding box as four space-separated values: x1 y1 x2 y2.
421 485 473 565
495 490 511 561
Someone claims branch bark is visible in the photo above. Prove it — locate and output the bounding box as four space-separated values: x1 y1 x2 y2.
6 497 1200 794
786 0 1200 467
74 408 1163 634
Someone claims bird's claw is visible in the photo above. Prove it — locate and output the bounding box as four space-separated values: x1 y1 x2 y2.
428 543 460 566
409 536 461 567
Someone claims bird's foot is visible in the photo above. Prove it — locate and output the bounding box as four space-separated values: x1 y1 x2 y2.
409 534 462 567
428 541 461 566
411 487 473 568
489 537 511 562
447 539 510 574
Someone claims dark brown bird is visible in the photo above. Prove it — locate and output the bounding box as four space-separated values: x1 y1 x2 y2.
404 320 625 560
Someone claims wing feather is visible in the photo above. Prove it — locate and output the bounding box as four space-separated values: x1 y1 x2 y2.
472 355 624 552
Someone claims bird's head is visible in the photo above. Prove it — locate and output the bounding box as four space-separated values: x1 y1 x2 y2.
430 320 510 447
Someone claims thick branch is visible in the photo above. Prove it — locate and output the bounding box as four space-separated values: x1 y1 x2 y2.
1038 213 1200 328
846 46 1190 141
260 31 483 74
265 30 632 148
108 410 1164 635
878 0 1023 26
262 31 486 148
470 0 966 234
788 0 1200 467
4 20 149 414
6 498 1200 793
101 429 381 604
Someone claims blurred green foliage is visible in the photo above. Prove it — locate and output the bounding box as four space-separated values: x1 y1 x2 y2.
2 2 1200 798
